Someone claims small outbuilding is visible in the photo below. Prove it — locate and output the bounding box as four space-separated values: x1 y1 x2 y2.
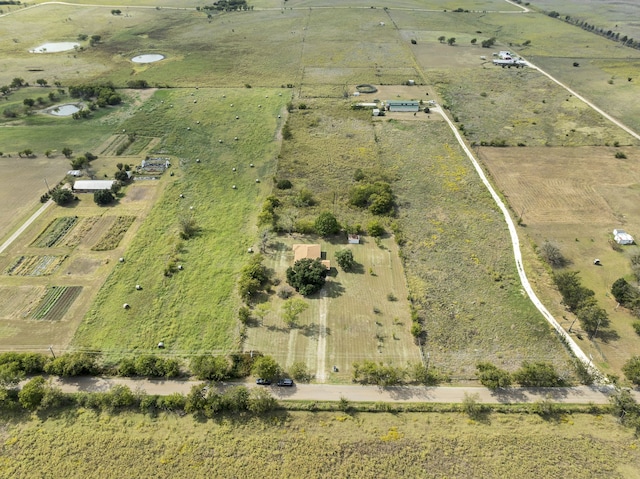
348 234 360 244
613 229 634 245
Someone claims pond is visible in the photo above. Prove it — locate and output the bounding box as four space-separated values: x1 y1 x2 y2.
48 104 81 117
131 54 165 64
29 42 79 53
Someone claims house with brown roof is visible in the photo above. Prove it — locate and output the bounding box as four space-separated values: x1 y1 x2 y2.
292 243 331 270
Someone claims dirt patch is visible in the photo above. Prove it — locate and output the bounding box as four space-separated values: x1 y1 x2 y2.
120 184 155 203
0 286 46 319
64 256 103 276
480 146 640 226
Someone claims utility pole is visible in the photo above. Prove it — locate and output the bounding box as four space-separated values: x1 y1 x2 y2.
48 345 56 359
44 178 50 192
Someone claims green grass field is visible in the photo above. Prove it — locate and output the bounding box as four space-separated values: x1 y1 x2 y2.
1 409 639 478
71 87 289 353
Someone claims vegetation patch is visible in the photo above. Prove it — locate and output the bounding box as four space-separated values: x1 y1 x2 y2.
5 255 67 277
91 216 135 251
31 286 83 321
31 216 78 248
62 217 100 248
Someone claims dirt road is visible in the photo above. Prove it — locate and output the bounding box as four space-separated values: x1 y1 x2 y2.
49 376 639 404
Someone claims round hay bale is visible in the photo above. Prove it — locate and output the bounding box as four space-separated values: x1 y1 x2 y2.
158 341 165 349
193 100 197 103
179 194 184 198
230 103 233 107
248 247 253 253
190 206 194 210
232 185 237 189
187 127 191 131
255 179 260 183
178 265 183 270
278 115 281 118
123 303 130 309
234 136 238 141
250 163 254 168
135 284 142 290
258 104 261 108
196 158 200 163
196 120 200 124
119 257 125 263
232 167 236 171
219 139 223 143
236 116 239 119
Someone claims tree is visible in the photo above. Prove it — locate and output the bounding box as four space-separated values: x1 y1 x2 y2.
238 254 269 300
23 98 35 107
115 169 130 182
539 241 567 268
282 298 308 327
286 258 327 296
612 277 638 307
576 301 609 338
335 249 355 271
553 271 594 311
190 356 230 381
410 362 444 385
447 37 456 46
90 35 102 46
51 187 74 205
289 361 312 382
94 189 115 206
314 211 340 236
471 38 477 45
367 220 385 237
0 362 25 389
251 355 282 380
10 77 25 89
513 361 562 387
247 387 277 413
438 35 446 43
462 392 484 419
623 356 640 385
18 376 46 410
71 156 88 169
481 37 496 48
62 147 73 158
36 79 48 87
476 362 512 389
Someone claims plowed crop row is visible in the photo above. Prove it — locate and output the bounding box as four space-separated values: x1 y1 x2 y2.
31 216 78 248
32 286 82 321
5 255 67 276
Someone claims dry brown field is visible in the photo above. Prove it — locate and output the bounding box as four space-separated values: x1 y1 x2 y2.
480 145 640 374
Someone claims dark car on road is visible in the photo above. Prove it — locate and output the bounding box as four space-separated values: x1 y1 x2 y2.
256 378 271 385
277 378 294 387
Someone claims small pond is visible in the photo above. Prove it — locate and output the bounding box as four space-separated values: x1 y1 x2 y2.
29 42 79 53
48 104 81 117
131 54 165 64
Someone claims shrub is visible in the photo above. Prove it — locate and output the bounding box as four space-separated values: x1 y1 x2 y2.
238 306 251 325
190 355 231 381
335 249 355 270
93 189 115 206
633 321 640 336
623 356 640 385
539 241 567 268
513 361 562 387
367 220 385 238
476 362 512 389
44 352 99 376
314 212 340 236
289 361 312 382
251 355 282 380
18 376 47 410
276 179 293 189
615 151 627 159
247 387 277 413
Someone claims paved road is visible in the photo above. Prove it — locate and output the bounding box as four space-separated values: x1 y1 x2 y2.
48 376 640 404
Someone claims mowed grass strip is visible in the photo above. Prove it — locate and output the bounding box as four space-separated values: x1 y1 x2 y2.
1 410 639 478
72 88 288 353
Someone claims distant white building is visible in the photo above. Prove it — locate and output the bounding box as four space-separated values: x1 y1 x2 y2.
613 229 634 245
72 180 115 192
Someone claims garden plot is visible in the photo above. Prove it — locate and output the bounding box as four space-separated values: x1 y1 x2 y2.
31 216 78 248
0 285 47 319
31 286 83 321
62 217 100 248
91 216 136 251
5 255 67 277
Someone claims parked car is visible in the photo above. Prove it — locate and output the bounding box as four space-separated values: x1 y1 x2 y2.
277 378 294 387
256 378 271 385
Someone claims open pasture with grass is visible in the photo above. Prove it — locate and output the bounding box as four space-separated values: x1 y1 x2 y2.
262 96 572 378
1 409 639 478
71 87 288 354
481 146 640 375
246 235 418 382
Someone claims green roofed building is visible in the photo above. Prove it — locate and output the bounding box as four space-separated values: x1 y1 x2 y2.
385 100 420 112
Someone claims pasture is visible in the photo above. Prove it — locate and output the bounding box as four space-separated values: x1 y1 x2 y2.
481 146 640 374
1 409 639 478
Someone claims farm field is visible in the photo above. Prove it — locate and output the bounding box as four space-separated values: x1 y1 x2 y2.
1 409 639 478
480 146 640 375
